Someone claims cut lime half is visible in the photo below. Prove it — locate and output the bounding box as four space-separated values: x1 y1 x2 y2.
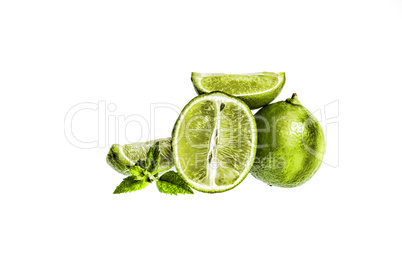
172 92 257 193
191 72 286 109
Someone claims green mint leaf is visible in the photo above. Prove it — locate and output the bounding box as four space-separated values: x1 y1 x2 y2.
131 159 146 169
129 166 145 177
142 170 157 182
146 141 160 174
113 176 150 194
127 159 147 170
156 171 194 195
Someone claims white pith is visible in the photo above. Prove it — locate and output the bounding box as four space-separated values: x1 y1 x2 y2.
173 93 257 192
118 146 136 165
193 72 284 97
205 99 221 188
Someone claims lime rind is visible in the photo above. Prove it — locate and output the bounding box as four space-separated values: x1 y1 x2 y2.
172 92 257 193
191 72 286 109
250 96 325 188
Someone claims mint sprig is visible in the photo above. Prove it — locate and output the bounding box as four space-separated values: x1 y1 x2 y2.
113 142 193 195
145 141 160 174
157 171 194 195
113 177 149 194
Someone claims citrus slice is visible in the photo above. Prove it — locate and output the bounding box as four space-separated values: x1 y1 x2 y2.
107 138 174 175
191 72 286 109
172 92 257 193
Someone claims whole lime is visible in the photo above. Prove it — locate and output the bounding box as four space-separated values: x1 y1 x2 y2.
250 93 325 187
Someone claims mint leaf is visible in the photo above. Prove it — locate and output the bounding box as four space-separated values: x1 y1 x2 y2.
126 142 160 172
156 171 194 195
146 141 160 174
129 166 145 177
143 170 157 182
113 176 150 194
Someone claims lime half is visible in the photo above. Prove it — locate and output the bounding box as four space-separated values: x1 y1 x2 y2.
191 72 286 109
107 138 174 175
172 92 257 193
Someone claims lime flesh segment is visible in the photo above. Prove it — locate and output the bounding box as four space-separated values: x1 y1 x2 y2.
191 72 286 109
172 92 257 193
202 74 279 95
106 138 174 175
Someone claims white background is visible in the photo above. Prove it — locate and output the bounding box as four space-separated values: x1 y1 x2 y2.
1 1 401 267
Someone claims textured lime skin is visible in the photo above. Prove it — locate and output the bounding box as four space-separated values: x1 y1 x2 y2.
191 72 286 109
250 95 325 187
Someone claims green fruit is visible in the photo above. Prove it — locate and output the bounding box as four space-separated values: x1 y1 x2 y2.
106 138 174 176
191 72 286 109
172 92 257 193
250 93 325 187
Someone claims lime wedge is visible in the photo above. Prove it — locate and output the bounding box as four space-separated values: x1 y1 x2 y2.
191 72 286 109
172 92 257 193
107 138 174 175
